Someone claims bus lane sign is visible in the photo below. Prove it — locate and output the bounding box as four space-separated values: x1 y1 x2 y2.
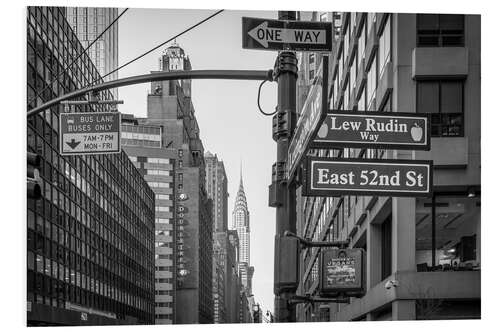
59 112 121 155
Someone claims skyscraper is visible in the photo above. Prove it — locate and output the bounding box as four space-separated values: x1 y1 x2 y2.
120 116 178 324
142 44 213 324
65 7 119 96
205 152 228 233
231 167 253 294
232 169 250 264
204 152 229 323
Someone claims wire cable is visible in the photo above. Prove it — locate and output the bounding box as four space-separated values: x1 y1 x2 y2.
257 79 277 116
91 9 225 85
28 8 129 107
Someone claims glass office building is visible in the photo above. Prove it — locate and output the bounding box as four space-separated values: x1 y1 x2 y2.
65 7 119 98
27 7 155 325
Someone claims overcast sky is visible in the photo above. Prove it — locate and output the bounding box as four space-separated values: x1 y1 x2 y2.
117 8 285 314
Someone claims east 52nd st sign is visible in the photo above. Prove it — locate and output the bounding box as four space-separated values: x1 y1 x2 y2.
59 112 121 155
304 157 433 197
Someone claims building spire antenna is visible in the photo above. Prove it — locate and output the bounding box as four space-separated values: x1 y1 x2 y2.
240 158 242 183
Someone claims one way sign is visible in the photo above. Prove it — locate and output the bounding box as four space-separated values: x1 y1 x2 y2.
242 17 332 52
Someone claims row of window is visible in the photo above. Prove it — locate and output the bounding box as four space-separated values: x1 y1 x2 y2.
148 181 170 188
29 252 151 310
147 169 171 176
329 13 465 137
155 206 171 212
155 194 171 200
121 138 161 148
155 242 173 248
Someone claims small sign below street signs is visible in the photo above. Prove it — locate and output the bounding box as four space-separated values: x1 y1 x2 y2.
311 110 430 150
319 248 365 297
242 17 332 51
59 112 121 155
287 56 329 179
304 157 433 197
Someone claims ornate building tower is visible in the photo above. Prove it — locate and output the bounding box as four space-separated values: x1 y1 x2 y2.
231 166 253 293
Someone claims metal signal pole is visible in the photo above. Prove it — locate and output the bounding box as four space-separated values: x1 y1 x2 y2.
271 10 298 323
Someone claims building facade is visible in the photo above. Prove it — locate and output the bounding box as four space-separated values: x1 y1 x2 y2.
143 44 213 324
205 152 229 233
27 7 155 325
65 7 119 86
295 11 480 321
204 152 229 323
120 117 178 324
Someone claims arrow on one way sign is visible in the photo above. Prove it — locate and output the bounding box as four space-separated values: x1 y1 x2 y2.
248 21 326 48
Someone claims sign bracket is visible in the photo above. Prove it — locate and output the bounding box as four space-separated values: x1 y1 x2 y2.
287 294 350 306
284 231 349 250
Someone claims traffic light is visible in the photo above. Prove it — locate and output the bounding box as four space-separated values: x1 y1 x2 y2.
274 235 299 295
253 309 260 323
27 152 41 200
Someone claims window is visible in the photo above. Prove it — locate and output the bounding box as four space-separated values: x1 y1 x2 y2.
332 73 339 104
308 53 315 64
350 59 357 96
415 195 480 273
378 16 391 78
381 214 392 280
366 60 377 108
357 21 366 72
344 22 350 53
338 49 344 82
417 14 464 47
367 13 376 34
309 69 315 81
417 80 464 137
358 86 366 111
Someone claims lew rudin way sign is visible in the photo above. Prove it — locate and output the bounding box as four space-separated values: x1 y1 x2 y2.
59 112 121 155
287 56 329 179
304 157 433 197
312 110 430 150
242 17 332 51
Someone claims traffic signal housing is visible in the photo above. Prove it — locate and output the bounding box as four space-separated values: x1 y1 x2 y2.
27 152 41 200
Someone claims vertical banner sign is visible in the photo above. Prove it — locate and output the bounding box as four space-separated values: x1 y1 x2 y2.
304 157 433 197
242 17 333 52
319 248 365 296
59 112 121 155
312 110 431 150
287 56 329 179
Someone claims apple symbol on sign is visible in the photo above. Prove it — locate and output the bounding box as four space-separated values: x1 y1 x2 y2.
410 123 423 142
317 123 328 138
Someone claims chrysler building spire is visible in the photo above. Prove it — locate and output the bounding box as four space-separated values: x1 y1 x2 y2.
231 164 253 293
